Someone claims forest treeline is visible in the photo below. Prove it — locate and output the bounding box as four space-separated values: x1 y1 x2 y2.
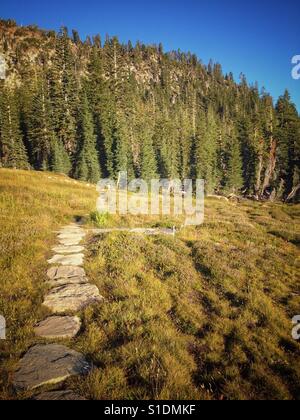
0 19 299 201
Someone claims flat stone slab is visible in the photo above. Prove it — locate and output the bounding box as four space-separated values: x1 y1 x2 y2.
58 238 84 246
34 390 86 400
47 276 89 288
34 316 81 339
47 266 86 280
58 233 86 240
58 226 84 231
13 344 91 390
52 245 85 254
48 254 84 266
43 284 103 313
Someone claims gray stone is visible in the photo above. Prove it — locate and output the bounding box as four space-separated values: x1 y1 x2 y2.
13 344 91 390
47 266 86 280
58 233 86 241
52 245 85 254
34 390 86 400
59 226 84 232
34 316 81 339
48 254 84 266
47 276 89 288
58 238 84 246
43 284 103 313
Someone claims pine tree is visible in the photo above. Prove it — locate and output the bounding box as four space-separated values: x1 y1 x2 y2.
27 75 71 172
154 110 179 179
225 128 243 193
238 115 256 193
275 90 300 198
74 93 101 183
195 108 218 194
49 27 78 154
0 20 299 202
140 127 158 182
0 85 29 169
50 138 72 174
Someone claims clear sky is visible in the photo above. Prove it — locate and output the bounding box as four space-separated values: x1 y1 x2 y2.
1 0 300 111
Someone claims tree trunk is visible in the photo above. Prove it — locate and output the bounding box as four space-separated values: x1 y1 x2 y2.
260 137 277 198
285 184 300 202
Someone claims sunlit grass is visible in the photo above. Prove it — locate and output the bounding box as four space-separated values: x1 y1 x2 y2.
0 168 299 400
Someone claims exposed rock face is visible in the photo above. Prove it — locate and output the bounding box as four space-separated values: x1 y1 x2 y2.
13 344 91 390
43 284 103 313
33 390 86 400
34 316 81 339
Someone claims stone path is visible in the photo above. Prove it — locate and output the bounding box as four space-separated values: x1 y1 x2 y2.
13 222 175 397
13 222 104 396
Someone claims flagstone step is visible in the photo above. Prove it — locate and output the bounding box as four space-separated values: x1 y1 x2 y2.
47 254 84 266
47 266 86 280
43 283 104 313
52 245 85 254
13 344 91 391
34 316 81 340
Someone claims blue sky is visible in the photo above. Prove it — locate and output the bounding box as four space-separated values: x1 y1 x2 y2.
1 0 300 111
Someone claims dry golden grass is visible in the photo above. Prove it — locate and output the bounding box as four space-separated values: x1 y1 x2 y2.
0 168 299 400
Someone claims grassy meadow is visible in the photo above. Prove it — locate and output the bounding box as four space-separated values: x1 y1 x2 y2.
0 168 299 400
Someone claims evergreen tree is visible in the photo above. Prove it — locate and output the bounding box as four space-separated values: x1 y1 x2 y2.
0 85 29 169
49 27 78 154
27 75 71 172
74 93 101 183
0 20 299 202
195 109 218 194
225 128 243 193
275 90 300 198
140 128 158 182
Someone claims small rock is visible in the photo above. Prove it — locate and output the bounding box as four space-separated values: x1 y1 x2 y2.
34 316 81 339
47 266 86 280
48 254 84 266
43 284 103 313
13 344 91 390
34 390 86 400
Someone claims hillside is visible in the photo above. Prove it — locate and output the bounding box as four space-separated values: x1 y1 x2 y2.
0 19 299 202
0 169 299 400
